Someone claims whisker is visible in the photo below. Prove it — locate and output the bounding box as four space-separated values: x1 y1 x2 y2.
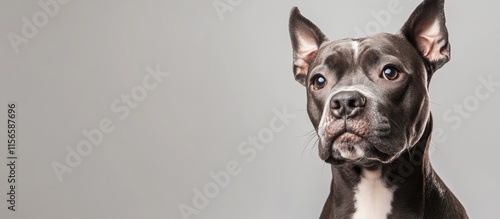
430 101 444 107
297 129 317 137
430 142 442 153
301 130 319 159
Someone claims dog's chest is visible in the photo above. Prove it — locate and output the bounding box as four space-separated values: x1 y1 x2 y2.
351 168 394 219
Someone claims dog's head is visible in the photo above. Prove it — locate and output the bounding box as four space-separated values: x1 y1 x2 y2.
289 0 450 166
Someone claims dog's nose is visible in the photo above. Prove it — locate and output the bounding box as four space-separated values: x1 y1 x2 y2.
330 91 366 119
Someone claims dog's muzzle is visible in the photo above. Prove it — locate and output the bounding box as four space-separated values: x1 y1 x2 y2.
318 90 395 166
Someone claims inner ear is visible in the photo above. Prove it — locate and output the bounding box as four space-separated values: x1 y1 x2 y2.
415 18 449 63
295 30 321 56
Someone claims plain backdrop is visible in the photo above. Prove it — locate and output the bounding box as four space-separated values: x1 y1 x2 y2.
0 0 499 218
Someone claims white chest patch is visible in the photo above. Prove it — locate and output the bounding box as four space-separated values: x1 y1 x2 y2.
352 168 394 219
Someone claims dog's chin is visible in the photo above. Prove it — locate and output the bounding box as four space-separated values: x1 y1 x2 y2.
324 151 389 168
325 156 380 168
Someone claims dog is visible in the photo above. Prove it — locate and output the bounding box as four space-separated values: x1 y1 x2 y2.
288 0 468 218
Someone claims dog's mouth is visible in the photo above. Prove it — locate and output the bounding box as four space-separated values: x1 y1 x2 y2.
320 127 393 166
317 110 407 166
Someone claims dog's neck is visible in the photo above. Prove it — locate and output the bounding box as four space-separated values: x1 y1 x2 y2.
321 118 434 219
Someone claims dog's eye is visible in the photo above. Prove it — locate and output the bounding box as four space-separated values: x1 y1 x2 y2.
312 75 327 89
381 66 399 80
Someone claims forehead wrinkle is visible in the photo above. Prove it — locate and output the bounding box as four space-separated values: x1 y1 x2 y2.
362 35 400 53
360 49 382 71
323 41 356 72
324 52 352 75
360 47 415 76
359 35 418 74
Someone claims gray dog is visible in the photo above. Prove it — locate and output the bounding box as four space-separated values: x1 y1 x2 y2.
288 0 468 218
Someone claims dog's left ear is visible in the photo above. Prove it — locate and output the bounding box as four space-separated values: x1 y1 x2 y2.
401 0 450 72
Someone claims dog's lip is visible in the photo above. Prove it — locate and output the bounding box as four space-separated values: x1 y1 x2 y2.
328 129 367 143
326 125 391 150
325 155 346 165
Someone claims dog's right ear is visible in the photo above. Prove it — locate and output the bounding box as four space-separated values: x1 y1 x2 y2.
289 7 327 86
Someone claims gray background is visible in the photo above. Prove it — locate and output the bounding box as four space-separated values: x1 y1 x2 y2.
0 0 499 218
